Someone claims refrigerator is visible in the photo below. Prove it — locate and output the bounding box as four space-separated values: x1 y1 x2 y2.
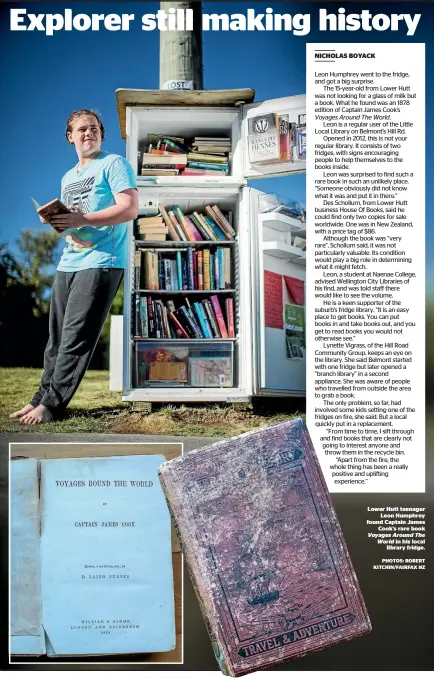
118 91 307 402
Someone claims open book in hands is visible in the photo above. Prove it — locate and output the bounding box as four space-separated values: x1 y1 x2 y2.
31 197 71 234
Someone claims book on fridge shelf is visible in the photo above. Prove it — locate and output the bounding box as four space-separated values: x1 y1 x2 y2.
158 419 371 676
10 456 175 657
144 250 159 290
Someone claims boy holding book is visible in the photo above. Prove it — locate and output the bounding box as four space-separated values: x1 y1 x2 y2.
10 109 138 424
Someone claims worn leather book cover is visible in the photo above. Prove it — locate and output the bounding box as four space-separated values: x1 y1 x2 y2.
159 419 371 676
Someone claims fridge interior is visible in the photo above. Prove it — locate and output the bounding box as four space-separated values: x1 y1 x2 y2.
127 107 243 180
128 186 244 392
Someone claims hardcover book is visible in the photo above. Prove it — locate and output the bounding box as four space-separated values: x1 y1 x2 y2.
31 197 71 234
11 455 176 657
159 419 371 676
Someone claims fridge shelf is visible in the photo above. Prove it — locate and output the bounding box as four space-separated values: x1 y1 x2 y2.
262 242 306 265
135 240 236 248
135 289 236 294
133 337 237 342
260 212 306 234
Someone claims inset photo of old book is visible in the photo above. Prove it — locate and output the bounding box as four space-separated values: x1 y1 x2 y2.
10 443 183 663
159 419 371 676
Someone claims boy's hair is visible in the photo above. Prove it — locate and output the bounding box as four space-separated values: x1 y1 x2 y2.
65 109 105 142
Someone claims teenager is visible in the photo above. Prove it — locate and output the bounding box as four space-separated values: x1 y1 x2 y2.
10 109 138 424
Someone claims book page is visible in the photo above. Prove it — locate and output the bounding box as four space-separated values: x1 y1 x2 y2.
10 459 46 655
40 455 175 656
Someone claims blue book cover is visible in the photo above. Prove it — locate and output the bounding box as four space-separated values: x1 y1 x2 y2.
217 248 224 289
193 302 213 338
36 455 175 656
176 251 183 290
204 216 226 241
189 162 228 171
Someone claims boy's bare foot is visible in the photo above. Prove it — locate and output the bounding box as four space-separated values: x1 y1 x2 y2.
9 404 35 419
20 404 53 425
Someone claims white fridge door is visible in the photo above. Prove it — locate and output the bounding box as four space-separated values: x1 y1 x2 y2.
242 95 306 179
249 187 307 396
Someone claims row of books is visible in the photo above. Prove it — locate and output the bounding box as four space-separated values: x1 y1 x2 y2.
134 295 235 340
135 246 232 292
136 204 235 243
140 135 231 176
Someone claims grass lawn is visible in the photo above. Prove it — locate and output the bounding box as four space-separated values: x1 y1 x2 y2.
0 368 305 436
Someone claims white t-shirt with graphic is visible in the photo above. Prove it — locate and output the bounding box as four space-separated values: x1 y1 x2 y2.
57 151 136 272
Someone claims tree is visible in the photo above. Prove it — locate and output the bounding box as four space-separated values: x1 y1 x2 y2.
15 228 61 315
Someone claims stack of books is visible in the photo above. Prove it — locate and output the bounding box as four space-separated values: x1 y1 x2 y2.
141 135 188 176
135 295 235 340
136 215 169 241
183 137 231 176
135 246 232 292
139 135 231 177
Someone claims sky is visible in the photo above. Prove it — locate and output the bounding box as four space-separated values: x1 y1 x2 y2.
0 1 433 275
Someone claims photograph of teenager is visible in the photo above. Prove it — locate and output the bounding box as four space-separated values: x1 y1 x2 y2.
10 109 138 424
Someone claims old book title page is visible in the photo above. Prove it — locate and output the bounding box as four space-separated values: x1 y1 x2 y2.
40 455 175 656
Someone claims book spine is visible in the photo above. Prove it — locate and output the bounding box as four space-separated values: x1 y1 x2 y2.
173 205 196 242
145 250 159 290
164 259 172 290
210 295 228 338
188 162 228 171
192 251 198 290
176 251 183 290
180 306 202 338
203 249 211 290
174 309 195 338
197 251 204 290
190 212 210 240
224 248 232 289
134 252 142 289
162 138 186 153
185 215 203 241
162 305 171 338
140 296 148 338
159 203 180 241
197 213 218 241
168 210 187 242
209 253 215 291
168 312 190 339
211 205 236 238
155 301 163 338
171 259 178 291
217 249 224 290
135 293 141 336
147 297 155 337
205 216 226 241
226 298 235 338
142 163 185 169
187 247 194 290
203 300 221 338
193 302 212 338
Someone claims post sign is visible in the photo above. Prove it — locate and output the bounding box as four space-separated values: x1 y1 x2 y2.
162 80 194 91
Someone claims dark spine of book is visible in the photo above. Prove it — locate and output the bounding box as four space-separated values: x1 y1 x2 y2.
180 305 203 338
147 297 155 338
192 251 198 290
202 300 221 338
140 296 148 338
164 259 172 291
154 301 163 338
175 308 196 338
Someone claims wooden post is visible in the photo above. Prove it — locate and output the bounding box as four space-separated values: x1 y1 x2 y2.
159 1 203 90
